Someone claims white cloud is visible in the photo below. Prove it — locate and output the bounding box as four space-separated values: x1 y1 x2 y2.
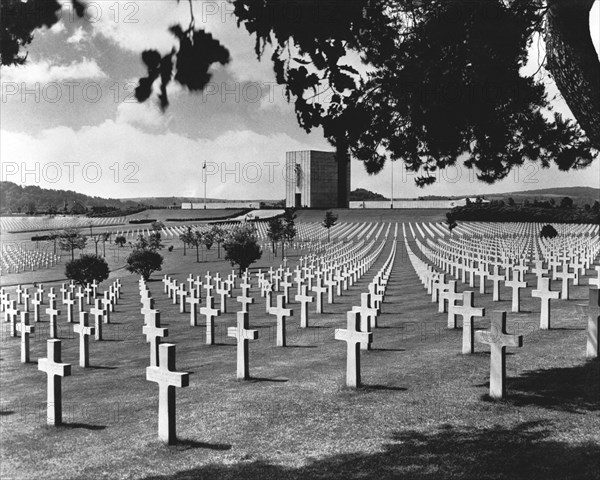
2 119 597 202
116 101 169 128
67 26 90 45
88 0 276 84
1 58 106 84
0 122 314 200
50 21 67 35
591 1 600 58
259 85 294 113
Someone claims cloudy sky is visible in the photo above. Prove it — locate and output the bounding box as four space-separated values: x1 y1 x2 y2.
1 0 599 201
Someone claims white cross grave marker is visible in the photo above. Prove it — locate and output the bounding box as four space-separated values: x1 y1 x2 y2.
475 311 523 399
453 291 485 354
45 298 60 339
90 299 105 340
38 339 71 425
505 270 527 313
335 311 372 388
143 310 168 367
146 344 190 444
269 295 292 347
16 312 34 363
586 288 599 359
227 311 259 380
531 277 560 329
200 296 220 345
73 312 95 367
294 285 313 328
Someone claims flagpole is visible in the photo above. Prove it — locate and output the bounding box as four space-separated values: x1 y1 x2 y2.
203 161 207 210
391 159 394 209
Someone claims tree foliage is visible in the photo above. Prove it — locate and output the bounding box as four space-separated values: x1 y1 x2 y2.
135 23 230 110
349 188 388 202
133 232 163 252
125 250 163 281
540 224 559 238
1 0 84 66
322 211 339 241
202 230 214 250
449 200 599 224
151 221 165 232
65 254 109 286
223 223 262 273
58 228 87 261
209 225 226 258
266 217 284 255
281 208 297 259
230 0 598 185
446 213 458 233
179 227 194 256
3 0 598 186
125 229 165 279
560 196 574 209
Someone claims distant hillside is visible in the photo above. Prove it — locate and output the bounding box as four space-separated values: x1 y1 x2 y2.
0 181 140 215
350 188 389 201
486 187 599 206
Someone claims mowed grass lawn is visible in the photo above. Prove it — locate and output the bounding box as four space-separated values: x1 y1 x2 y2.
125 209 246 223
0 223 598 480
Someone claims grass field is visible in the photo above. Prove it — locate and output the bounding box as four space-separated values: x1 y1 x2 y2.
125 209 245 222
0 218 598 480
295 208 447 223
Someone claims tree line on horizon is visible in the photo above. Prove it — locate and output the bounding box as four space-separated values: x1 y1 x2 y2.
447 196 600 225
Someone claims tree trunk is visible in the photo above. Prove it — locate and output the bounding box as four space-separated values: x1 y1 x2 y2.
196 245 200 263
546 0 600 148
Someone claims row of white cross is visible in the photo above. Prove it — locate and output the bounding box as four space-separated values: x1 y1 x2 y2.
404 222 599 399
0 277 124 429
134 223 400 443
0 215 126 234
1 245 60 274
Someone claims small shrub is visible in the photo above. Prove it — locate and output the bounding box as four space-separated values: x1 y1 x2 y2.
65 254 109 286
540 224 558 239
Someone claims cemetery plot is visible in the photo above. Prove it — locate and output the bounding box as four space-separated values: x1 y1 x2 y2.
1 244 61 275
0 218 598 479
0 216 126 233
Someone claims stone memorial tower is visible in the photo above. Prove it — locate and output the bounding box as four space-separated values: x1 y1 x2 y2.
285 150 351 208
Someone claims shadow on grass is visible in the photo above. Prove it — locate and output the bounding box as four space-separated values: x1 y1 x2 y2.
248 377 288 383
142 420 599 480
549 327 586 331
371 348 405 352
89 365 118 370
507 360 599 413
58 423 106 430
360 384 407 392
172 439 232 451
